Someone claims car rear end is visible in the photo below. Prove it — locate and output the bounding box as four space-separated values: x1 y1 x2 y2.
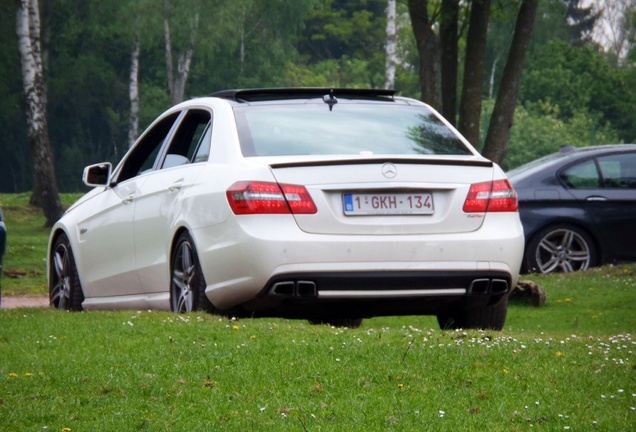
199 89 524 328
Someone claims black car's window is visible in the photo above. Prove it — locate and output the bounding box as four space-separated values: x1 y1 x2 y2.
234 104 472 157
562 152 636 189
117 113 180 183
162 110 212 168
598 153 636 188
561 160 600 188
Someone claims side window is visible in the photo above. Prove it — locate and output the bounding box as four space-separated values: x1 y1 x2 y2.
561 159 600 189
117 113 180 183
193 123 212 163
598 153 636 189
161 109 212 169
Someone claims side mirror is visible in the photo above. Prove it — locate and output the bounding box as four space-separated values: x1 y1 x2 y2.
82 162 113 187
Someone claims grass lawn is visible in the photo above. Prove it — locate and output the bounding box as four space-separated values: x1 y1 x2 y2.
0 194 634 430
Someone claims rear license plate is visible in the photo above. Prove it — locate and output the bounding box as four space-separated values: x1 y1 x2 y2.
343 192 434 216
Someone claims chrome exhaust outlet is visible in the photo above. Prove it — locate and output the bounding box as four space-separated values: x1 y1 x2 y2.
270 281 317 297
490 279 509 294
468 278 509 294
296 281 317 297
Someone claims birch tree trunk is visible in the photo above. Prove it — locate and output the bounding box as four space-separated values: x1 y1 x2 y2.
458 0 491 147
482 0 539 165
16 0 62 227
164 6 199 105
164 15 174 99
384 0 398 90
128 34 140 149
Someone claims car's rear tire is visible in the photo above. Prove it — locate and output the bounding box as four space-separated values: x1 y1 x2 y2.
525 224 596 274
170 232 213 313
437 300 508 331
308 318 363 329
49 233 84 311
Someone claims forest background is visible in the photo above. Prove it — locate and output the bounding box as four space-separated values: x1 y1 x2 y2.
1 0 635 196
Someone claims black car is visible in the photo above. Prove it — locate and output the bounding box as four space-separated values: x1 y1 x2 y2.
507 144 636 274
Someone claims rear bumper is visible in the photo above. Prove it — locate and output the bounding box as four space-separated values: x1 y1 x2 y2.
231 270 513 319
195 212 524 311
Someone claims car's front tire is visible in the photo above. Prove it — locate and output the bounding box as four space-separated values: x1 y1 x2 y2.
170 232 213 313
49 233 84 311
525 224 596 274
437 300 508 331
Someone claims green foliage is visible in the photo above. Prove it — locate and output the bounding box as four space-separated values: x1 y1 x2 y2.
2 0 635 194
483 100 622 170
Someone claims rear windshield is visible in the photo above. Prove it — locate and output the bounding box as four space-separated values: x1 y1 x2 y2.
234 104 472 157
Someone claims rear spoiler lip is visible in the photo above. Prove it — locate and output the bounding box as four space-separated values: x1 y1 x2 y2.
268 158 494 169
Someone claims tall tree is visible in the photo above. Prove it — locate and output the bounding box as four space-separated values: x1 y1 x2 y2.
458 0 491 147
385 0 398 89
482 0 539 164
407 0 442 110
128 33 140 148
164 0 199 104
16 0 62 226
439 0 459 125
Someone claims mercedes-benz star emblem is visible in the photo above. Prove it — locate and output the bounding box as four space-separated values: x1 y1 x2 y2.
382 163 397 178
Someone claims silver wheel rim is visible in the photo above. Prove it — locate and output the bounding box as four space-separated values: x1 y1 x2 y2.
535 228 591 274
172 240 195 313
51 243 71 309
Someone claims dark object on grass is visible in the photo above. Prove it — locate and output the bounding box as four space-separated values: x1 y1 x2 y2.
0 206 6 308
511 280 547 307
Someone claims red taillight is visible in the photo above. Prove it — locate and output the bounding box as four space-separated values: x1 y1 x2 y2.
463 180 518 213
226 181 317 215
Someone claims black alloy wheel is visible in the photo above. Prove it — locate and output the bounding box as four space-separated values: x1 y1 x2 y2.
170 232 212 313
50 233 84 311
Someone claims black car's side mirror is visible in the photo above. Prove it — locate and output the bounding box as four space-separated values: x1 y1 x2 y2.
82 162 113 187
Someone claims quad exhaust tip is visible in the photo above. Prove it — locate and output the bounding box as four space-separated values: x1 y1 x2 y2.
271 281 317 297
469 278 509 295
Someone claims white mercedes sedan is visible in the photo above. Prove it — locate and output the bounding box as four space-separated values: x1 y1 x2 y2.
48 88 524 329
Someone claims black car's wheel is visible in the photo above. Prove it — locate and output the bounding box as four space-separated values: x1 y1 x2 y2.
526 224 596 274
49 233 84 311
170 232 212 313
437 300 508 331
308 318 363 329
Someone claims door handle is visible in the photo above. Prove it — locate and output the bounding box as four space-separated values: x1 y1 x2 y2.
122 194 134 205
586 196 607 202
169 182 183 192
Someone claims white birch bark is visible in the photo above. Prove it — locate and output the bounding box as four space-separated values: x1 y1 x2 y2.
164 4 198 105
384 0 398 90
16 0 62 226
128 34 140 149
164 15 174 98
17 0 44 137
172 12 198 104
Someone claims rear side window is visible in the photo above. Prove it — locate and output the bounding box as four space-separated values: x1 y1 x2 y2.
561 152 636 189
598 152 636 188
234 104 472 157
561 159 600 188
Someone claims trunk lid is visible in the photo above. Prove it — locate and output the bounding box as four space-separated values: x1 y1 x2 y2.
266 157 495 235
